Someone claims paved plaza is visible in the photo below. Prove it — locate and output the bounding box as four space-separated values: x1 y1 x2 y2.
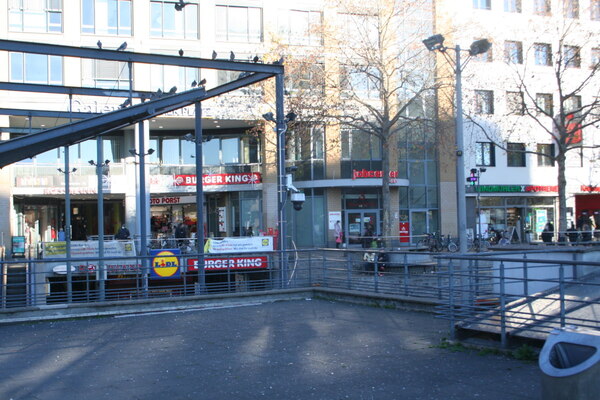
0 299 541 400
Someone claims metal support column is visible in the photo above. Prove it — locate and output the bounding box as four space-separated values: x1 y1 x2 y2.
195 102 205 293
96 137 105 301
275 73 287 288
138 122 149 295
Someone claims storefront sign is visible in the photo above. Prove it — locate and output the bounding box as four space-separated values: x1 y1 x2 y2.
187 256 269 271
11 236 26 257
150 249 181 279
581 185 600 193
399 222 410 243
352 169 399 180
474 185 558 193
204 236 273 253
173 173 261 186
42 240 139 274
150 196 197 205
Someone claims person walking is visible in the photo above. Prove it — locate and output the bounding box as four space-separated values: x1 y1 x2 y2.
334 220 343 248
541 222 554 243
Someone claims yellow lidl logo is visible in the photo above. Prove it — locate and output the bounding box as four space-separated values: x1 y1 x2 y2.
151 250 180 278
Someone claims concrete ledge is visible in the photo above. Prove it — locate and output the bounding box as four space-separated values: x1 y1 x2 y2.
0 287 440 325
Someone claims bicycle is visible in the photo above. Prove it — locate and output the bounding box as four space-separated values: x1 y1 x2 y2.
417 232 443 252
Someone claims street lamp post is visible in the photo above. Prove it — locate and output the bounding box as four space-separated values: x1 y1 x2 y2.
470 167 486 248
423 35 491 253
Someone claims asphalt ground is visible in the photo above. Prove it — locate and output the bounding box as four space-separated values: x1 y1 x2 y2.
0 299 541 400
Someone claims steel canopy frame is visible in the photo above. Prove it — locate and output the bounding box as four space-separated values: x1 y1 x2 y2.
0 72 273 168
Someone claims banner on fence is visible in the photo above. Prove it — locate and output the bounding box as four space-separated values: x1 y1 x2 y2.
204 236 273 254
42 240 139 274
187 256 269 271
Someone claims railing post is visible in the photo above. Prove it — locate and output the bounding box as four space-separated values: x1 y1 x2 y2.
449 259 455 340
559 263 565 328
322 251 327 287
308 251 312 287
404 253 409 296
346 252 351 290
499 260 507 349
436 257 442 300
522 254 528 298
374 257 379 293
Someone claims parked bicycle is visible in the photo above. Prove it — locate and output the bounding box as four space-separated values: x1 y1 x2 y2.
417 232 458 252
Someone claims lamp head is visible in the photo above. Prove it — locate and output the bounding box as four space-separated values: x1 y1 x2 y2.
469 39 492 56
480 167 487 173
422 34 445 52
129 149 137 156
285 112 297 122
147 148 155 155
262 112 275 122
88 160 95 166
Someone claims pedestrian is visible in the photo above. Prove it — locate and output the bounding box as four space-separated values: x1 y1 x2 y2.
541 222 554 243
334 221 343 248
115 224 130 240
567 222 578 244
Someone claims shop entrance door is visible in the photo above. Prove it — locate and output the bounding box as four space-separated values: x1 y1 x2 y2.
345 210 378 247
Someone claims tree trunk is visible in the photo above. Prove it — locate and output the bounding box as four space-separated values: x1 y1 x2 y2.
381 135 392 248
557 151 568 242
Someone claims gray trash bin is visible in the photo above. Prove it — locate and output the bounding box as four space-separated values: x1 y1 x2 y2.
539 327 600 400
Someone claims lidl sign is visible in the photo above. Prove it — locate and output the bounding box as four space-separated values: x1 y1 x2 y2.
150 249 181 279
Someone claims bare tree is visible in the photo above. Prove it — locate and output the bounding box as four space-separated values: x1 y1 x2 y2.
316 0 437 245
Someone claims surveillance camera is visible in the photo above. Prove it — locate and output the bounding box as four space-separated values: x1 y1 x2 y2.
291 192 305 211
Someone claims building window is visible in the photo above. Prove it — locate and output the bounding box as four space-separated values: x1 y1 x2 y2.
285 63 324 94
564 45 581 68
473 0 491 10
216 5 263 43
504 0 521 12
10 52 63 84
476 142 496 166
537 144 555 166
277 9 322 46
534 43 552 66
536 93 554 116
341 65 381 100
82 59 130 90
592 0 600 20
286 125 325 180
507 91 524 115
565 95 582 113
534 0 551 15
507 143 526 167
341 129 381 161
9 0 63 32
82 0 131 35
475 90 494 114
151 0 198 39
505 41 523 64
151 65 199 92
564 0 579 18
591 48 600 67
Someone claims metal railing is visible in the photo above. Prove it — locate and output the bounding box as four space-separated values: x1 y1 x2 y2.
1 247 599 346
434 251 600 347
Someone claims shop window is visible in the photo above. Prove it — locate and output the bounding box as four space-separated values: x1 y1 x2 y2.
9 0 62 33
536 93 554 116
221 138 240 164
473 0 491 10
277 9 322 46
504 0 521 13
564 45 581 68
10 52 63 85
82 0 131 35
507 91 524 115
534 0 551 15
151 0 198 39
504 41 523 64
216 5 262 42
286 125 325 181
507 142 526 167
534 43 552 66
563 0 579 18
537 143 555 166
82 58 130 90
476 142 495 167
475 90 494 114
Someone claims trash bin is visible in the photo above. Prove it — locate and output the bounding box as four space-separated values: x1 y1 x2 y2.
539 327 600 400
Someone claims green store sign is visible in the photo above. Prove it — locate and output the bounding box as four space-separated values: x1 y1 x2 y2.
468 185 558 193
